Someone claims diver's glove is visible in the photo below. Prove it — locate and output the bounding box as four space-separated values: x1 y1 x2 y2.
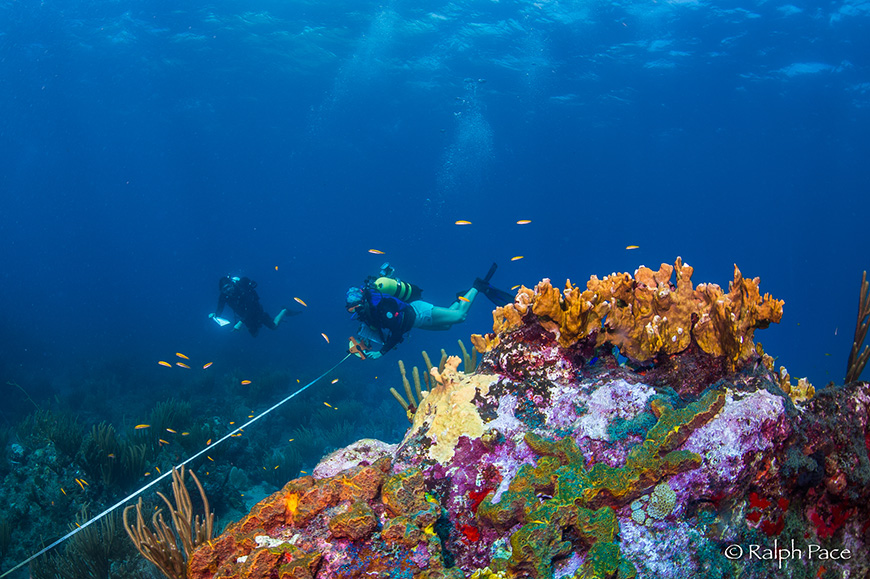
367 351 383 360
233 321 244 331
208 313 215 319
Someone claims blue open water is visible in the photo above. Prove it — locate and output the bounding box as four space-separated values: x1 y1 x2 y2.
0 0 868 570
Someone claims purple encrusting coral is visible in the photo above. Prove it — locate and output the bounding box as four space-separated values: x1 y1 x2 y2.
188 296 870 579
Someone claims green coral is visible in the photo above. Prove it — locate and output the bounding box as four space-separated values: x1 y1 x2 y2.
478 389 726 579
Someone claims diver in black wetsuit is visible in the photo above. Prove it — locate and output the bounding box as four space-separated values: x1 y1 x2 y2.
345 263 513 359
210 275 289 337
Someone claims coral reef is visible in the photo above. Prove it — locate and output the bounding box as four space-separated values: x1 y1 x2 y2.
124 466 214 579
471 258 783 371
183 265 868 579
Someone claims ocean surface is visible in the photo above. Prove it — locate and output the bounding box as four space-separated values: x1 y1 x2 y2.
0 0 868 574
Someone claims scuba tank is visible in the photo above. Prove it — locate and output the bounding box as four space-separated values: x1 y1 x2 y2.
373 277 421 302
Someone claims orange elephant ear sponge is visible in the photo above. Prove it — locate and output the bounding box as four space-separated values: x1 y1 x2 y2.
471 258 784 371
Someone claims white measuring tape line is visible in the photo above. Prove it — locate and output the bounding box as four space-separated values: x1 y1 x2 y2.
0 353 352 578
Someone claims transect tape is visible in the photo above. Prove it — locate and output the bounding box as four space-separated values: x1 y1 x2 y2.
0 353 352 578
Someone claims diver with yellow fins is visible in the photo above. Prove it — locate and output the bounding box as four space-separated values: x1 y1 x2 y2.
346 262 512 359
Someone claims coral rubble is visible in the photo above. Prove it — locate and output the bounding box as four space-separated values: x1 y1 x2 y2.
185 263 869 579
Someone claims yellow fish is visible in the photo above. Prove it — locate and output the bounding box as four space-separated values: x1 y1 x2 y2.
368 249 385 255
176 362 190 369
158 439 169 445
202 362 213 369
516 220 531 225
511 256 524 261
134 424 150 430
166 428 176 434
626 245 640 250
511 285 521 290
241 380 252 385
321 333 330 344
324 402 333 408
331 378 339 384
294 297 308 307
457 296 471 303
155 466 161 474
207 456 214 461
158 361 172 368
455 220 472 225
175 353 189 359
181 432 190 436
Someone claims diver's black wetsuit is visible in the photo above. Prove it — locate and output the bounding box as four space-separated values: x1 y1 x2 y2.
216 276 276 337
356 290 416 354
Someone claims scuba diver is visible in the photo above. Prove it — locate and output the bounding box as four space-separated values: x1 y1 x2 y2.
210 275 294 337
345 262 513 359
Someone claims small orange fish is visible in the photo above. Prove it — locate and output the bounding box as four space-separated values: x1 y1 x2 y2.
75 479 85 490
626 245 640 250
166 428 176 434
516 220 532 225
206 438 212 445
229 421 236 425
155 466 161 474
368 249 385 255
202 362 213 369
158 439 169 445
511 284 521 290
80 478 89 486
331 378 339 384
241 380 252 385
248 414 254 418
458 296 471 303
175 353 189 360
300 470 307 474
176 362 190 369
107 453 116 459
294 297 308 307
511 256 524 261
274 266 278 271
135 424 150 430
321 333 330 344
288 438 295 442
274 465 280 470
61 488 66 495
158 361 172 367
207 456 214 461
181 432 190 436
455 220 472 225
144 472 151 477
324 402 333 408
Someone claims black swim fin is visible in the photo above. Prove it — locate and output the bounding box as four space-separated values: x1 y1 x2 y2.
472 263 514 306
